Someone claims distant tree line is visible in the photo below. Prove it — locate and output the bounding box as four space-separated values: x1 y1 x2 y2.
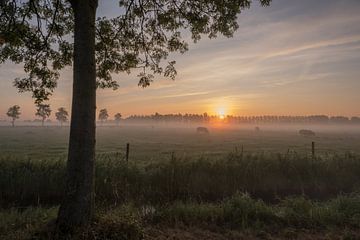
4 105 69 127
125 113 360 125
5 107 360 126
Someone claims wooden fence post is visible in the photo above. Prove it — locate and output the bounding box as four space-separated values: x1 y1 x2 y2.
312 141 315 158
126 143 130 163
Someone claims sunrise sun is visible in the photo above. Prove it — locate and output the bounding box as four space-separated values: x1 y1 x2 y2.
216 107 227 120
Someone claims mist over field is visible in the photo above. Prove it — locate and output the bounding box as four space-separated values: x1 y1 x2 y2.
1 120 360 160
1 0 360 239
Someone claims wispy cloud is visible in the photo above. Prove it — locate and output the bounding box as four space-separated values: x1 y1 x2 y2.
1 0 360 118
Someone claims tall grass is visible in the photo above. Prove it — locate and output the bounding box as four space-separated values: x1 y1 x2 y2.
151 192 360 230
2 193 360 240
1 151 360 207
0 207 57 240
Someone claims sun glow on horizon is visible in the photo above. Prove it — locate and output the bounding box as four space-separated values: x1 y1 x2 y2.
213 105 229 121
212 100 235 118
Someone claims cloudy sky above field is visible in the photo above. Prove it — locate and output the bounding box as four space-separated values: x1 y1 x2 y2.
1 0 360 120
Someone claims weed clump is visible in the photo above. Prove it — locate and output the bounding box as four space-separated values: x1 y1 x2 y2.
77 206 144 240
223 193 278 229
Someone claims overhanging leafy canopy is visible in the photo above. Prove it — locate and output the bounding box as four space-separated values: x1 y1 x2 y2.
0 0 271 103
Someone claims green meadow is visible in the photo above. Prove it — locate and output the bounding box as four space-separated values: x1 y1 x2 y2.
1 124 360 239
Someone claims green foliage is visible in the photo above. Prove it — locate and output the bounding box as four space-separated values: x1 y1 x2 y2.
152 193 277 229
151 202 223 226
0 206 143 240
114 113 122 121
36 104 52 121
223 193 277 229
152 193 360 230
0 157 66 207
326 194 360 227
98 108 109 122
279 197 317 227
277 194 360 229
0 0 73 103
6 105 21 119
1 0 271 103
55 107 69 124
0 207 57 240
6 105 21 126
77 206 143 240
1 195 360 239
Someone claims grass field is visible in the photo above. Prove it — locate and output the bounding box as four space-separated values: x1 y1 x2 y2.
1 124 360 239
1 123 359 161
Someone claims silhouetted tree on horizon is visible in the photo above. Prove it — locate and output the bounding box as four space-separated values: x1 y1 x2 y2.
6 105 20 127
114 113 122 126
55 107 69 127
98 109 109 125
36 104 51 127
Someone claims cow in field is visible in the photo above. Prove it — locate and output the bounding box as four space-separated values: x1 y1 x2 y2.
196 127 209 134
299 129 316 137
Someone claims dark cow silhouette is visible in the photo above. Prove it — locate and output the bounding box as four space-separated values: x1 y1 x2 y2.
196 127 209 134
299 129 316 137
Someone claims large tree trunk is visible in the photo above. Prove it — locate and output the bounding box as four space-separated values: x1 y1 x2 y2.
57 0 98 233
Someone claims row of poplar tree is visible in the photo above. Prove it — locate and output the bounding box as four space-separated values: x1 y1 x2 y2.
6 105 123 127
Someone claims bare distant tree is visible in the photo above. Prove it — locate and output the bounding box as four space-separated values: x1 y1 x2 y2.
36 104 51 127
56 107 69 127
98 109 109 125
6 105 20 127
114 113 122 126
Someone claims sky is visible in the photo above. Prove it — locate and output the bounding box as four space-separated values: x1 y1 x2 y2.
1 0 360 120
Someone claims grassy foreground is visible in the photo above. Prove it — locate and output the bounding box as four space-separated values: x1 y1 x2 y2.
1 193 360 239
1 152 360 207
1 152 360 239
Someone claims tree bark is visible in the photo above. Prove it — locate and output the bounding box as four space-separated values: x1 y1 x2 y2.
57 0 98 233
